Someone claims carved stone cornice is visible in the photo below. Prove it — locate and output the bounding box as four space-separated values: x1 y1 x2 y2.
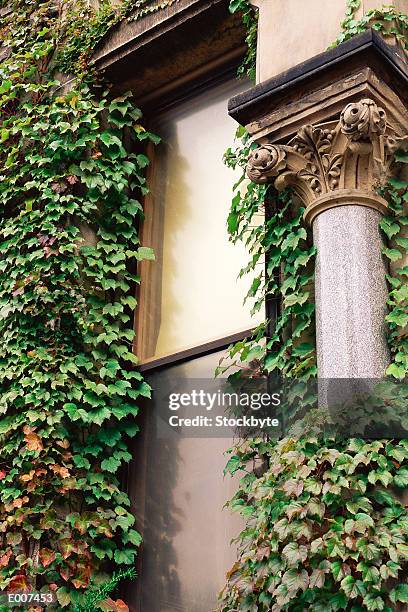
247 98 408 224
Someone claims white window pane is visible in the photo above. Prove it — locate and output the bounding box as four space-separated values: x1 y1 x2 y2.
141 79 262 361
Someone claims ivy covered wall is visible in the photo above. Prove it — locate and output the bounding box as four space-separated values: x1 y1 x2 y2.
0 1 168 609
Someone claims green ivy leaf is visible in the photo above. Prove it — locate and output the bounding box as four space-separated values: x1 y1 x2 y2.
382 248 402 262
341 575 366 599
390 584 408 603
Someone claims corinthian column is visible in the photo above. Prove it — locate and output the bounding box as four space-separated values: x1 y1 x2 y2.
247 98 407 379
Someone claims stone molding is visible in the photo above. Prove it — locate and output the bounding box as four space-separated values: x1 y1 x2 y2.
247 98 407 224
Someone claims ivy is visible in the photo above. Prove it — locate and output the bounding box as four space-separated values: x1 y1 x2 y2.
334 0 408 46
218 438 408 611
58 0 180 76
381 177 408 381
228 0 258 81
218 130 316 384
0 0 163 609
73 568 136 612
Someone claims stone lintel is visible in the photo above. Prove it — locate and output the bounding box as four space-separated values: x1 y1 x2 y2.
91 0 246 107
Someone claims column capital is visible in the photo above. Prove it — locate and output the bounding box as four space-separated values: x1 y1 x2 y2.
247 98 408 224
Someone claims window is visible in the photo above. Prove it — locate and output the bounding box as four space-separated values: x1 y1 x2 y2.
124 74 263 612
135 77 263 364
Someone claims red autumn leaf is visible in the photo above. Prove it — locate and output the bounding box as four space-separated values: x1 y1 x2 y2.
51 182 67 193
0 469 6 479
114 600 129 612
39 548 56 568
7 574 31 592
23 427 43 452
12 496 29 509
71 562 91 589
59 538 78 560
57 439 70 449
12 286 24 297
73 516 88 535
60 565 72 582
0 549 12 567
44 246 58 258
98 599 117 612
50 464 70 479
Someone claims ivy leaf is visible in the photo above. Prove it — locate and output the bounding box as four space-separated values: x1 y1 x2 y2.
0 80 12 94
340 575 366 599
126 529 142 547
356 561 379 582
394 468 408 487
309 561 330 589
386 363 407 379
345 513 374 533
23 427 43 452
382 248 402 261
292 342 314 357
363 593 386 611
282 542 308 567
224 455 241 476
281 568 309 593
227 211 239 234
395 236 408 250
332 561 351 581
281 228 307 251
114 549 136 565
386 311 408 327
39 548 56 568
56 587 71 608
390 584 408 603
380 561 401 579
284 291 309 307
101 456 121 473
8 575 31 592
100 131 122 148
98 598 129 612
380 217 400 239
136 246 155 261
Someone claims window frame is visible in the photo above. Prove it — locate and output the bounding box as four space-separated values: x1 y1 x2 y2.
133 65 263 369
